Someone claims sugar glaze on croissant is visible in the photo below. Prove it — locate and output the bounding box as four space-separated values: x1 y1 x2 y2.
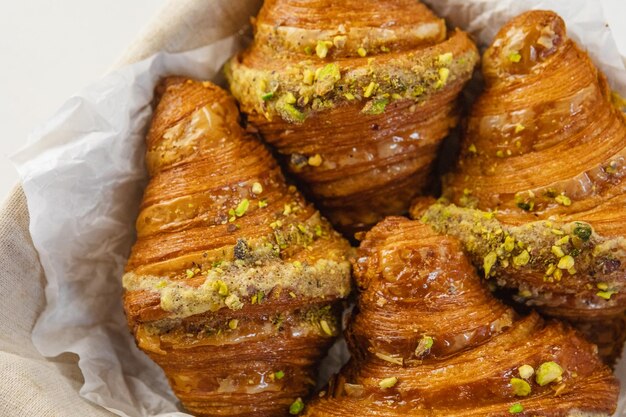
122 78 352 417
226 0 479 235
303 217 619 416
416 10 626 363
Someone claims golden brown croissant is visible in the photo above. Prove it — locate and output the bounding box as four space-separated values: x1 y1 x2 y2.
415 10 626 363
122 77 352 417
225 0 479 235
303 217 619 416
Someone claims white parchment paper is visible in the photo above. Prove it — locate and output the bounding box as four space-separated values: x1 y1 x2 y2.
10 1 626 416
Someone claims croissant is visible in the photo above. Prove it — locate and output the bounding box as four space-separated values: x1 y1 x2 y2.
225 0 479 235
303 217 619 416
415 10 626 363
122 78 352 417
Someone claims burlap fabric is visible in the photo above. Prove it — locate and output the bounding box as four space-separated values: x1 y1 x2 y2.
0 1 261 415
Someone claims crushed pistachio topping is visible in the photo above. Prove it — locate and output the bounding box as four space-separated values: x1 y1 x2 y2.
316 40 332 58
289 397 305 415
252 182 263 195
315 63 341 95
258 199 268 208
518 365 534 380
535 361 563 386
508 52 522 63
510 378 531 396
468 144 477 154
509 403 524 414
228 319 239 330
379 377 398 389
362 97 389 115
555 194 572 206
421 203 626 294
415 335 434 357
514 123 525 133
597 289 618 300
320 319 333 336
234 199 250 217
274 370 285 380
226 43 478 123
261 91 274 101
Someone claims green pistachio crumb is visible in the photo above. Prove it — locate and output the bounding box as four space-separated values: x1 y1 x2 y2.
289 398 305 415
315 63 341 95
275 370 285 380
555 194 572 206
438 52 453 65
504 235 515 252
234 199 250 217
304 46 313 55
535 361 563 386
363 81 377 98
518 365 534 379
225 294 244 310
357 47 367 57
320 319 333 336
573 223 592 241
362 97 389 115
415 335 434 356
316 40 332 58
513 250 530 267
509 403 524 414
508 52 522 63
379 377 398 389
551 245 565 258
261 91 274 101
186 269 195 279
277 102 305 123
483 251 498 277
557 255 574 270
510 378 531 396
597 290 617 300
468 144 477 153
252 182 263 195
228 319 238 330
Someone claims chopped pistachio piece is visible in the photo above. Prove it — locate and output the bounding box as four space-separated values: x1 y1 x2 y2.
234 199 250 217
597 290 617 300
363 81 377 98
304 46 313 55
186 269 195 279
535 361 563 386
555 194 572 206
274 370 285 380
289 398 305 415
468 144 477 153
308 154 323 167
415 335 434 357
228 319 238 330
508 52 522 63
320 319 333 336
597 282 609 291
551 245 565 258
316 40 332 58
513 250 530 267
362 98 389 115
357 47 367 57
225 294 244 310
509 403 524 414
438 67 450 84
518 364 534 379
332 35 347 48
483 251 497 277
378 377 398 389
557 255 574 270
261 91 274 101
514 123 525 133
503 235 515 252
251 182 263 195
302 69 315 85
438 52 453 65
277 102 305 123
573 223 592 241
258 200 268 208
510 378 531 396
315 63 341 95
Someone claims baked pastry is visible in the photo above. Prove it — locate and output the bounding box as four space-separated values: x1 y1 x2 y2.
416 10 626 363
303 217 619 416
122 78 352 417
225 0 479 235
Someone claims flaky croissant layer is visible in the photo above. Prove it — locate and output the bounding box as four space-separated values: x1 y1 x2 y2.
226 0 479 235
122 78 352 417
303 217 619 417
417 10 626 364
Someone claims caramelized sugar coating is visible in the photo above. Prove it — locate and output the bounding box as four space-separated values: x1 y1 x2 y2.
304 217 618 417
226 0 479 235
417 10 626 363
122 78 352 417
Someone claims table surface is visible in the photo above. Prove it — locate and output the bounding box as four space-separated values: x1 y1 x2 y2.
1 0 625 204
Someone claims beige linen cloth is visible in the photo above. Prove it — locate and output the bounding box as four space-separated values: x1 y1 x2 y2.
0 1 260 415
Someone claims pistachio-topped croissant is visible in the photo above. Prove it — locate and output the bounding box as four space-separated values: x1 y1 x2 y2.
122 78 352 417
226 0 479 235
415 10 626 363
304 217 619 416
